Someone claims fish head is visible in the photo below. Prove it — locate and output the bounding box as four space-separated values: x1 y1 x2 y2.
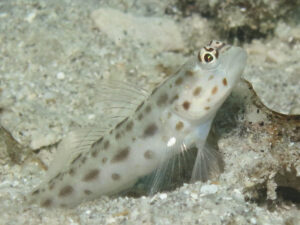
173 40 247 122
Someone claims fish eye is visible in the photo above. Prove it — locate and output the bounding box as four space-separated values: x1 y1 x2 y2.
204 53 214 63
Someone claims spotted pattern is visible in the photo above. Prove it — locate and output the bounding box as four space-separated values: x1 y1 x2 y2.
41 199 52 207
157 93 168 106
193 87 201 96
222 78 228 86
185 70 194 76
111 147 130 163
145 105 152 113
212 86 218 95
176 121 184 131
144 150 154 159
144 123 158 137
175 77 183 85
111 173 121 180
115 133 121 139
126 121 134 131
182 101 190 110
83 169 100 182
205 106 210 110
137 114 143 120
59 185 74 197
103 140 110 150
68 169 75 177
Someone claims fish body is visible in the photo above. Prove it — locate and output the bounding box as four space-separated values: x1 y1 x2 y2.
30 40 247 207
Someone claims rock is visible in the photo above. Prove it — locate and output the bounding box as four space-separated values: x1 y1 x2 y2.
91 8 184 53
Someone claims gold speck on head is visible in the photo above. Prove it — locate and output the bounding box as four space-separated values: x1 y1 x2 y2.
193 86 202 96
212 86 218 95
182 101 190 110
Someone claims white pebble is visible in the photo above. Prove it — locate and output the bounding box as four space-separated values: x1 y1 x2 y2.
56 72 65 80
159 193 168 200
200 184 218 196
250 217 257 224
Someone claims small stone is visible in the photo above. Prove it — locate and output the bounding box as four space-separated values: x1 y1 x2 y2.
159 193 167 200
56 72 65 80
200 184 218 196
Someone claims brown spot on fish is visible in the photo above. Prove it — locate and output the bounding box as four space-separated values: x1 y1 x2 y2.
69 168 75 176
145 105 152 113
157 93 168 106
176 121 184 131
170 95 179 104
104 140 110 149
175 77 183 85
144 123 158 137
126 121 134 131
49 183 55 190
212 86 218 95
222 78 228 86
83 169 100 182
205 106 210 110
112 173 121 180
32 189 40 196
84 190 92 195
115 133 121 139
92 149 99 158
193 86 201 96
182 101 190 110
59 185 74 197
144 150 154 159
208 75 214 80
185 70 194 76
41 199 52 207
111 147 130 163
138 113 143 120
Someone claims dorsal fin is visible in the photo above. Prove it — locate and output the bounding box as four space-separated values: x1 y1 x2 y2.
45 79 150 180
